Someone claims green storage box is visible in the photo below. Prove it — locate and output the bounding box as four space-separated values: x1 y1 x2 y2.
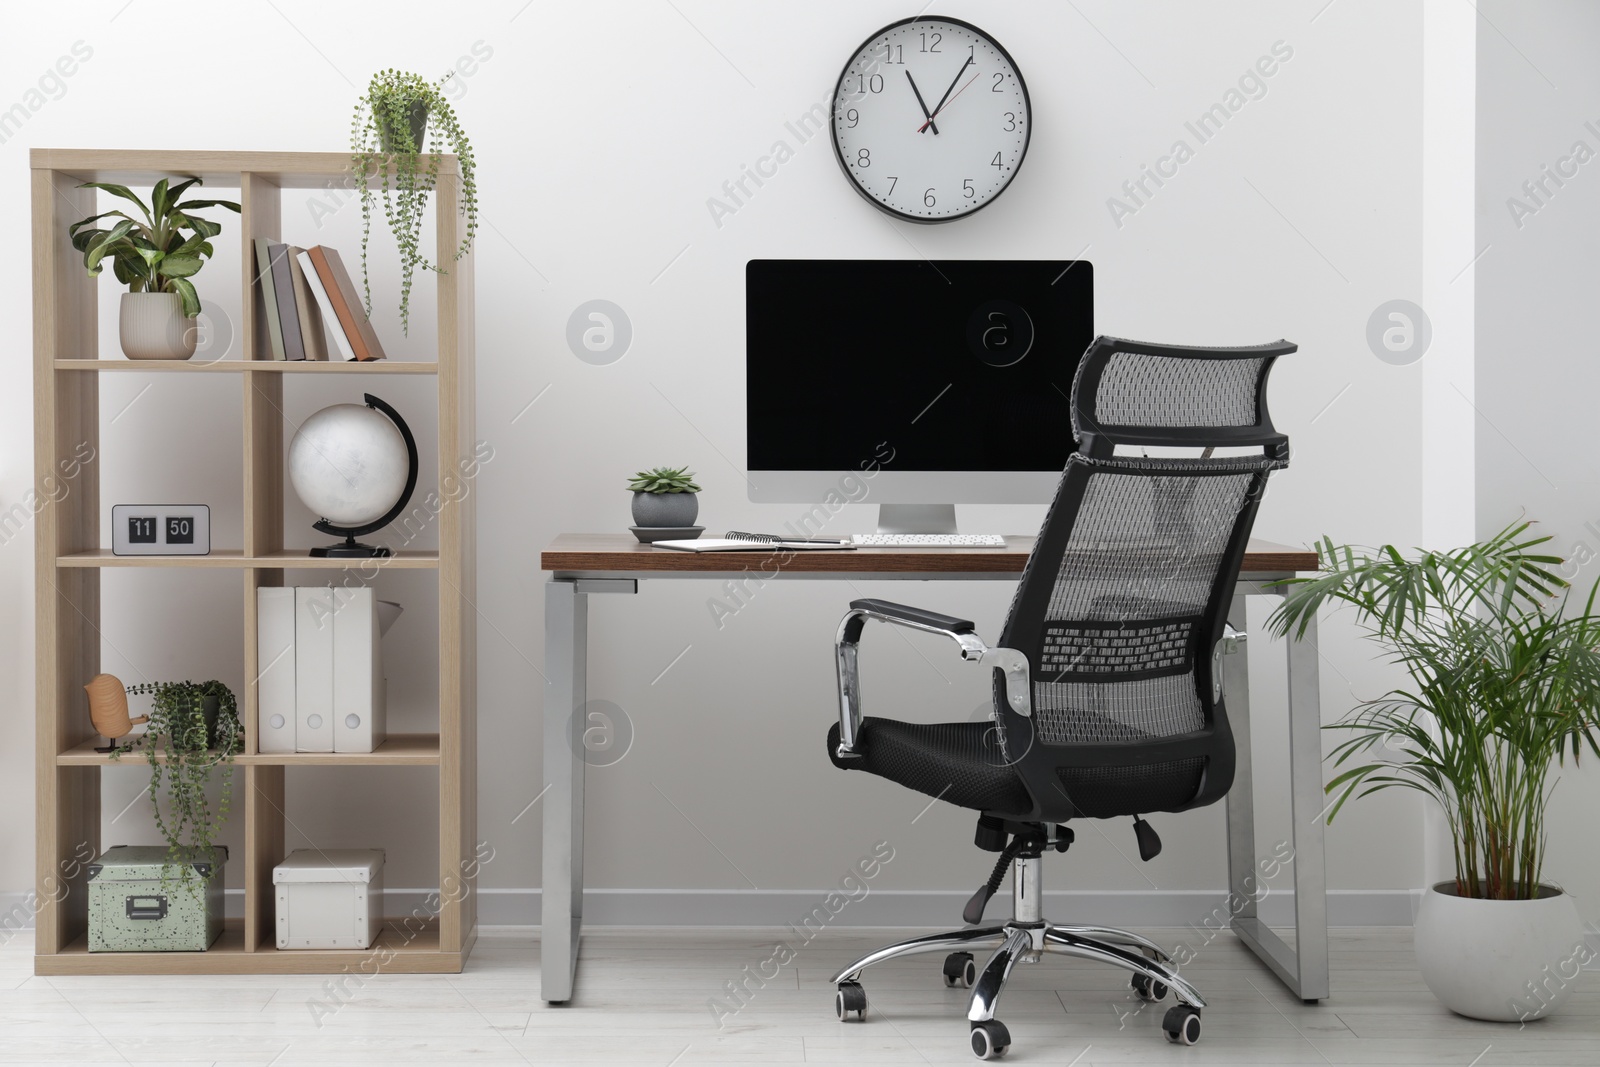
87 845 227 952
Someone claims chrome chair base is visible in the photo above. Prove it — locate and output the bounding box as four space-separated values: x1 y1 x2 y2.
830 920 1204 1022
828 856 1206 1056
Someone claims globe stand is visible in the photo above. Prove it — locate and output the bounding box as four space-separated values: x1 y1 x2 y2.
309 536 394 559
303 393 419 560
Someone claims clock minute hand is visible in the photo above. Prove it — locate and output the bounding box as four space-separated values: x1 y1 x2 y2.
905 70 939 135
918 55 973 133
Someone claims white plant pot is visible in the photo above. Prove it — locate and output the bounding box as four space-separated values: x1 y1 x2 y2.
119 292 197 360
1413 881 1587 1022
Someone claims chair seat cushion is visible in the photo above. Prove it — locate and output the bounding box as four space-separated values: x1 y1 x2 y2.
827 718 1033 817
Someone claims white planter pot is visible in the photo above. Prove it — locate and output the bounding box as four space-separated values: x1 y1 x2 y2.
1414 881 1587 1022
119 292 197 360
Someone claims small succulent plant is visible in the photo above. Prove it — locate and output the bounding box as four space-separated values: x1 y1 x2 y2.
626 466 701 494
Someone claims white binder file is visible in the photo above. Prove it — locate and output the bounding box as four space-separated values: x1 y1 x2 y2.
333 588 387 753
257 587 297 753
294 586 335 752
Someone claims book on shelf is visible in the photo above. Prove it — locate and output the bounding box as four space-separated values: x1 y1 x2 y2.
252 238 287 360
285 245 329 360
267 242 305 361
254 240 339 361
296 248 356 361
305 245 388 361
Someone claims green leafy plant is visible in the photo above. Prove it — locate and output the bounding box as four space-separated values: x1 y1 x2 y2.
351 68 479 334
121 680 242 892
1269 522 1600 901
68 177 240 318
626 466 701 494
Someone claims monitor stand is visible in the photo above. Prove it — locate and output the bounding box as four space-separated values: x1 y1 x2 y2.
876 504 957 535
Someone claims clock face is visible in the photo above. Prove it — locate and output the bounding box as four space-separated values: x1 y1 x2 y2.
832 17 1031 223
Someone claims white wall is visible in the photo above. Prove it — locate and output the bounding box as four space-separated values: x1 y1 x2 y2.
1474 0 1600 927
0 1 1431 923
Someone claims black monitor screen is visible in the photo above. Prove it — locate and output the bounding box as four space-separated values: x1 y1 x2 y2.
746 260 1092 472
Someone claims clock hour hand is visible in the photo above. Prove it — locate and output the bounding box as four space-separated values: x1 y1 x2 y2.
905 70 939 135
919 55 974 133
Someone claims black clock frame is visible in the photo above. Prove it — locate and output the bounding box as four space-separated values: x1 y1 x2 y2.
830 15 1033 225
308 392 419 559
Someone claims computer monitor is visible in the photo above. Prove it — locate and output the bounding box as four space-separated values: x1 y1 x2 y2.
745 259 1093 533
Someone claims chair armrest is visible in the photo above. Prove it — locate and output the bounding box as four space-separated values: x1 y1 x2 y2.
833 601 1032 759
848 599 975 635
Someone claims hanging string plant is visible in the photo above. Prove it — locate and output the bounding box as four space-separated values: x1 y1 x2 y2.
350 69 479 334
120 679 242 895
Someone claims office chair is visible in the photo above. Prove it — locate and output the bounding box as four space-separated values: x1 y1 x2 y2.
825 336 1294 1059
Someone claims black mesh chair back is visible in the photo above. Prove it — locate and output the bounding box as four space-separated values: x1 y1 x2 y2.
993 336 1294 823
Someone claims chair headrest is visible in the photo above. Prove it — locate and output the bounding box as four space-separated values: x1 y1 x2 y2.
1070 336 1294 457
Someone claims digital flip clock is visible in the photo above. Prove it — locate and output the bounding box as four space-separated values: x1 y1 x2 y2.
111 504 211 556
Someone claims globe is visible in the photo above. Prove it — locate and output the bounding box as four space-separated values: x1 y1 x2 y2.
288 403 411 526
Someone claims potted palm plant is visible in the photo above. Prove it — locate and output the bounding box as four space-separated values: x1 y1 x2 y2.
1270 522 1599 1022
69 177 240 359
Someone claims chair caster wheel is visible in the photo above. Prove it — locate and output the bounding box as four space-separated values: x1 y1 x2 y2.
943 951 977 988
835 981 867 1021
970 1019 1010 1059
1131 973 1168 1001
1162 1005 1201 1045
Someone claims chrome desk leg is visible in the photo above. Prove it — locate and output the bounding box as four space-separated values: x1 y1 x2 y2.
542 578 586 1003
1286 608 1329 1000
1227 587 1330 1002
1224 593 1260 926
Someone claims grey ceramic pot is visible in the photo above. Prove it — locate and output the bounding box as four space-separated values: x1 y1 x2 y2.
631 491 698 527
378 100 429 153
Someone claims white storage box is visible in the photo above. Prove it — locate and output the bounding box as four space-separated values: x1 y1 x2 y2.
274 848 384 949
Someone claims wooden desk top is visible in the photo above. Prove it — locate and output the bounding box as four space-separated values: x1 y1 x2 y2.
542 534 1318 576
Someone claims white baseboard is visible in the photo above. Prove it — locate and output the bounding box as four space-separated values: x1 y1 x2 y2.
479 888 1420 928
0 887 1422 932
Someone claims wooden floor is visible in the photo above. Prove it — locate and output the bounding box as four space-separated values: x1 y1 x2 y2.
0 926 1594 1064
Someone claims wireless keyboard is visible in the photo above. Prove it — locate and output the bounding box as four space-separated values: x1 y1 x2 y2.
850 533 1008 548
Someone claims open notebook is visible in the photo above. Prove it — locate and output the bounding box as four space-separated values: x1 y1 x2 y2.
651 531 855 552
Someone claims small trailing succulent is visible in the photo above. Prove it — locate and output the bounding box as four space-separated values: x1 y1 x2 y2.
117 680 242 893
351 68 479 334
68 177 240 318
626 466 702 494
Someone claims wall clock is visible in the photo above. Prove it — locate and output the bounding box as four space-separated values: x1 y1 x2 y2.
832 16 1031 223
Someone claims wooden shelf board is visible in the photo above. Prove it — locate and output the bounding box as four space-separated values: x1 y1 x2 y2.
55 359 437 374
32 148 459 190
58 733 441 767
57 549 247 568
257 550 441 570
58 549 440 569
38 920 466 975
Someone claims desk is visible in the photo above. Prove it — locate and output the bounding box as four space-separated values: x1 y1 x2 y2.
540 534 1327 1003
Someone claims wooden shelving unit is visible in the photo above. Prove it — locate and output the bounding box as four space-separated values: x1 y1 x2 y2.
31 149 477 975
